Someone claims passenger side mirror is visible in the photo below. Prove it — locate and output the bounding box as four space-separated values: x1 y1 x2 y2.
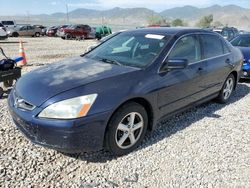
160 59 188 72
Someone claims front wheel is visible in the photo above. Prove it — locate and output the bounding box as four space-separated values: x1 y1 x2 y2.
105 102 148 156
216 74 235 104
35 32 40 37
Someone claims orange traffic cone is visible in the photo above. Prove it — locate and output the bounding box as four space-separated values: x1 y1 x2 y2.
17 40 27 66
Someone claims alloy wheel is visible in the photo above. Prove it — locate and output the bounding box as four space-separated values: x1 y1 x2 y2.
223 77 234 100
115 112 144 149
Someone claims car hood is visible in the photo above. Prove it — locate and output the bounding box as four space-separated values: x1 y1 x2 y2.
238 47 250 61
15 56 139 106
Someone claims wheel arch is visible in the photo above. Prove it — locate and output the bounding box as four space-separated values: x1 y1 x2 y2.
230 71 238 90
105 97 154 134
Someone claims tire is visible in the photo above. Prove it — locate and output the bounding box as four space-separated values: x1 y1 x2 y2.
105 102 148 156
35 32 40 37
216 74 235 104
13 32 19 37
0 87 3 98
3 80 13 89
65 34 72 40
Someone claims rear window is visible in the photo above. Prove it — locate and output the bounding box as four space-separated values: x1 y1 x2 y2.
200 34 224 59
1 21 14 26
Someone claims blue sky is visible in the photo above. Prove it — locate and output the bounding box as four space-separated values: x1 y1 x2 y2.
0 0 250 15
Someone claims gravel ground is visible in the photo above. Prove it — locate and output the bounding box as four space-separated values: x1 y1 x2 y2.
0 37 250 188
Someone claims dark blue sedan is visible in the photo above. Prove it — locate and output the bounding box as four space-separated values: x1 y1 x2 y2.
8 28 243 156
231 34 250 79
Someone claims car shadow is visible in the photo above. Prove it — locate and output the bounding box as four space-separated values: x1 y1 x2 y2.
58 83 250 162
0 41 28 44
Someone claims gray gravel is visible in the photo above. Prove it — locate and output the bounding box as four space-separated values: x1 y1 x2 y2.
0 37 250 188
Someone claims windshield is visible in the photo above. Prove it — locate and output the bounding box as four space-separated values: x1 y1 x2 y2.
231 35 250 47
85 32 170 68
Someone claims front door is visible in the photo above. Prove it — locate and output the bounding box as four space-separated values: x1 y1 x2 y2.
157 34 206 115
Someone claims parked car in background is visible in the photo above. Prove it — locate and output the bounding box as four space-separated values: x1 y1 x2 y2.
46 26 59 37
1 20 16 30
56 25 70 37
0 27 8 40
231 34 250 79
213 27 239 41
60 24 91 40
95 26 112 40
34 25 47 36
8 28 243 156
9 25 42 37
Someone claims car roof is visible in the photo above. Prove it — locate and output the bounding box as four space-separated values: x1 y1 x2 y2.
124 27 214 36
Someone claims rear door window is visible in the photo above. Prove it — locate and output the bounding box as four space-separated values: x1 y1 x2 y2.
168 35 201 64
200 34 224 59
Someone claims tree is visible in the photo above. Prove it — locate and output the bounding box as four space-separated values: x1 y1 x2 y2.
196 14 213 28
172 19 184 27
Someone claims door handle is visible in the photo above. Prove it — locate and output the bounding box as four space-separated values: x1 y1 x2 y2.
197 67 204 74
198 67 203 71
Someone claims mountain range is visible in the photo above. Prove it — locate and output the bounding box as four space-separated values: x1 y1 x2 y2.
1 5 250 30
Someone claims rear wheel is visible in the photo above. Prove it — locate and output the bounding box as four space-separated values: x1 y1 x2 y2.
105 102 148 156
13 32 19 37
216 74 235 103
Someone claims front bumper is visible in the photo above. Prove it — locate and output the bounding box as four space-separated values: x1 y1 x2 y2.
241 64 250 79
8 92 111 153
0 35 8 40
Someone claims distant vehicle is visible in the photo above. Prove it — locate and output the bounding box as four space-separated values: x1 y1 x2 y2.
231 34 250 79
9 25 42 37
1 20 16 30
56 25 70 37
95 26 112 40
60 24 92 40
213 27 239 41
46 26 59 37
0 27 8 40
34 25 47 36
47 25 68 37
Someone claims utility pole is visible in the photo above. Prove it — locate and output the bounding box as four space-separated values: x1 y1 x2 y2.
66 4 69 24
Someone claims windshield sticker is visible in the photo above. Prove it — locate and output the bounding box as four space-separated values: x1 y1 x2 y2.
145 34 164 40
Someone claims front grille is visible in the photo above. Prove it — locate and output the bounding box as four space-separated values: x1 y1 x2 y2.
13 90 36 111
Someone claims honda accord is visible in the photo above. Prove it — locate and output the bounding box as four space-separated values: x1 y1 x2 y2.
8 28 243 156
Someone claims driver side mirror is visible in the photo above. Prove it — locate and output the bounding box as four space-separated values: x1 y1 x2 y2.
160 59 188 72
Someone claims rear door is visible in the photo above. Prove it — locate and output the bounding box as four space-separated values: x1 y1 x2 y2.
18 26 27 36
157 34 206 115
27 26 35 36
199 34 233 95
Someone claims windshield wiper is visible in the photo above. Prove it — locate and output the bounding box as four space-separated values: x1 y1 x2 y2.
99 58 122 66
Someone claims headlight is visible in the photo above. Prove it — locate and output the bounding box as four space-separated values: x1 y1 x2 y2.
38 94 97 119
